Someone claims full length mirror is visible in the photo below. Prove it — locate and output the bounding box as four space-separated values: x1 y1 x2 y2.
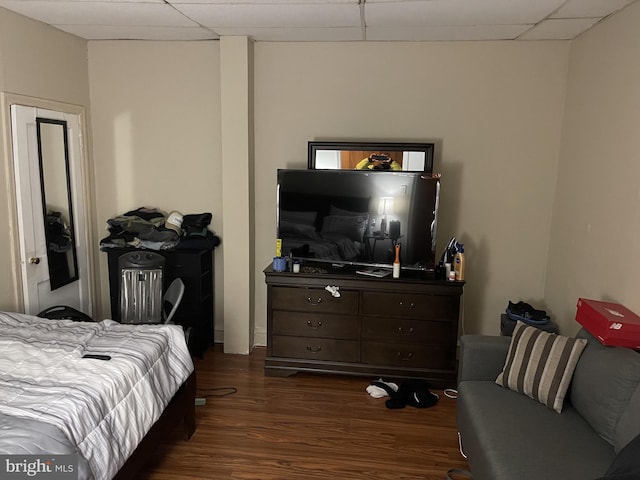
308 141 434 173
36 118 79 290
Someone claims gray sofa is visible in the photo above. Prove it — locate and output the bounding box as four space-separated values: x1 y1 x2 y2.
457 329 640 480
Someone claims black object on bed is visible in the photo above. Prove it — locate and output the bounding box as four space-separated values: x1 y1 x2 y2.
37 305 93 322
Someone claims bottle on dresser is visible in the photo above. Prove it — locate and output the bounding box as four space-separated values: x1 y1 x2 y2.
454 244 465 281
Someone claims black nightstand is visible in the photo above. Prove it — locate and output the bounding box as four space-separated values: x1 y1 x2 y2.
364 234 403 262
103 247 214 357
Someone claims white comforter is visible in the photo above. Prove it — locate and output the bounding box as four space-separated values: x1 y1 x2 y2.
0 311 194 480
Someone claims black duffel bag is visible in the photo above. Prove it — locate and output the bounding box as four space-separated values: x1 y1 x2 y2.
37 305 93 322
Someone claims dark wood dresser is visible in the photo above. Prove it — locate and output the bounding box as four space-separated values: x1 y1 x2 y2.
264 266 464 388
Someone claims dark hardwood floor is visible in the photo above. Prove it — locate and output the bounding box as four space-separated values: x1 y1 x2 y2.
139 344 469 479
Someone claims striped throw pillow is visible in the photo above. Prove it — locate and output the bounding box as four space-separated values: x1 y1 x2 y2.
496 322 587 413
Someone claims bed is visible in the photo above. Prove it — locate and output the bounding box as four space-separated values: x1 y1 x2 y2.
279 199 371 263
281 231 362 261
0 311 196 480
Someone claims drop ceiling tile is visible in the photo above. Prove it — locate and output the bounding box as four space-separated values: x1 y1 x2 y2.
212 26 363 41
1 0 165 3
175 3 361 28
519 17 600 40
364 0 566 26
170 0 357 3
0 1 196 26
55 25 218 40
17 0 166 2
0 0 633 41
552 0 637 18
366 24 531 41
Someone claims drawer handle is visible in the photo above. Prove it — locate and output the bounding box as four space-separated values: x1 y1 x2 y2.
397 326 414 335
306 320 323 329
306 345 322 353
397 351 414 361
307 297 323 305
399 301 416 309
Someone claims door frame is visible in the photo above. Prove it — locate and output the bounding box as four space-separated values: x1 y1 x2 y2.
0 93 96 314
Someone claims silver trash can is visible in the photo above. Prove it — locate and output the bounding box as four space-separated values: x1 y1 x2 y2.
118 251 165 324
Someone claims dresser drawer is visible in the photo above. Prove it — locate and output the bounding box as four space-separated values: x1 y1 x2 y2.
271 286 358 314
361 292 457 320
272 311 358 339
362 316 452 344
362 341 452 370
272 335 359 362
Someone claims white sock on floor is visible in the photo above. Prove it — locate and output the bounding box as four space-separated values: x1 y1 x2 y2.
366 378 399 398
366 384 389 398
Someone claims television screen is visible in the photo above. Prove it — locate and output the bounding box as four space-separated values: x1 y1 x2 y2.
276 169 440 272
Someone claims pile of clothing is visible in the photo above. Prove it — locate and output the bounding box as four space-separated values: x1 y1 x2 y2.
365 378 439 409
100 207 220 251
46 211 73 253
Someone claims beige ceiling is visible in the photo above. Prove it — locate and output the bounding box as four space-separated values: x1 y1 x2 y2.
0 0 636 42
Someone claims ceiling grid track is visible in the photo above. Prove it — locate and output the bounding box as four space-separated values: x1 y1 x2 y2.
0 0 636 41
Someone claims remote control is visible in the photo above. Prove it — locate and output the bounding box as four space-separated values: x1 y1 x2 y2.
82 354 111 361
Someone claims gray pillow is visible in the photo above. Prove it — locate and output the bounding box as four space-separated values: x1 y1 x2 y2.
330 205 369 218
279 221 319 240
321 215 368 242
280 210 317 226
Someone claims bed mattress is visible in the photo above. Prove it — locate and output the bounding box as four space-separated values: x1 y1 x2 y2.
0 311 194 480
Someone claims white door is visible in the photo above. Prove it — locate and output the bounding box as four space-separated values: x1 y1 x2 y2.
11 105 92 316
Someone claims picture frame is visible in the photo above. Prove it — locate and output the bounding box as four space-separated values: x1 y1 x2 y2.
308 141 434 173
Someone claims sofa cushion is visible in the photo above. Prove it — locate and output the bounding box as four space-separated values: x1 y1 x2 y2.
614 383 640 454
458 381 614 480
570 330 640 450
458 335 511 383
496 322 587 413
596 432 640 479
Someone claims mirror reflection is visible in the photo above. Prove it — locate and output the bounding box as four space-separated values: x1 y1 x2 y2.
308 141 434 172
37 118 79 290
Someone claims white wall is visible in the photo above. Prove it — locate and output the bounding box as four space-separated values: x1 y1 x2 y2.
545 0 640 334
0 7 90 312
81 1 640 344
3 3 637 348
88 41 223 332
220 36 255 353
87 39 571 347
253 41 570 337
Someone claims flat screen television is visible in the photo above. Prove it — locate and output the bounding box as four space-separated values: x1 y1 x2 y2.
276 169 441 273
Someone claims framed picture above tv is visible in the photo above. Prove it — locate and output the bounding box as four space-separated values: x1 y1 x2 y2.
308 141 434 173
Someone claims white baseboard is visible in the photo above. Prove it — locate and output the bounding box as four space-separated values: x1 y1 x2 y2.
212 327 267 349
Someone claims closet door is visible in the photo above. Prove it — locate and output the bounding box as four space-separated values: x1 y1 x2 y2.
11 104 92 316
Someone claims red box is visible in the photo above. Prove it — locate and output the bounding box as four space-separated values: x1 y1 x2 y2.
576 298 640 349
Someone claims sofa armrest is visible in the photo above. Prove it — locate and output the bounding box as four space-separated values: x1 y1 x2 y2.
458 335 511 383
